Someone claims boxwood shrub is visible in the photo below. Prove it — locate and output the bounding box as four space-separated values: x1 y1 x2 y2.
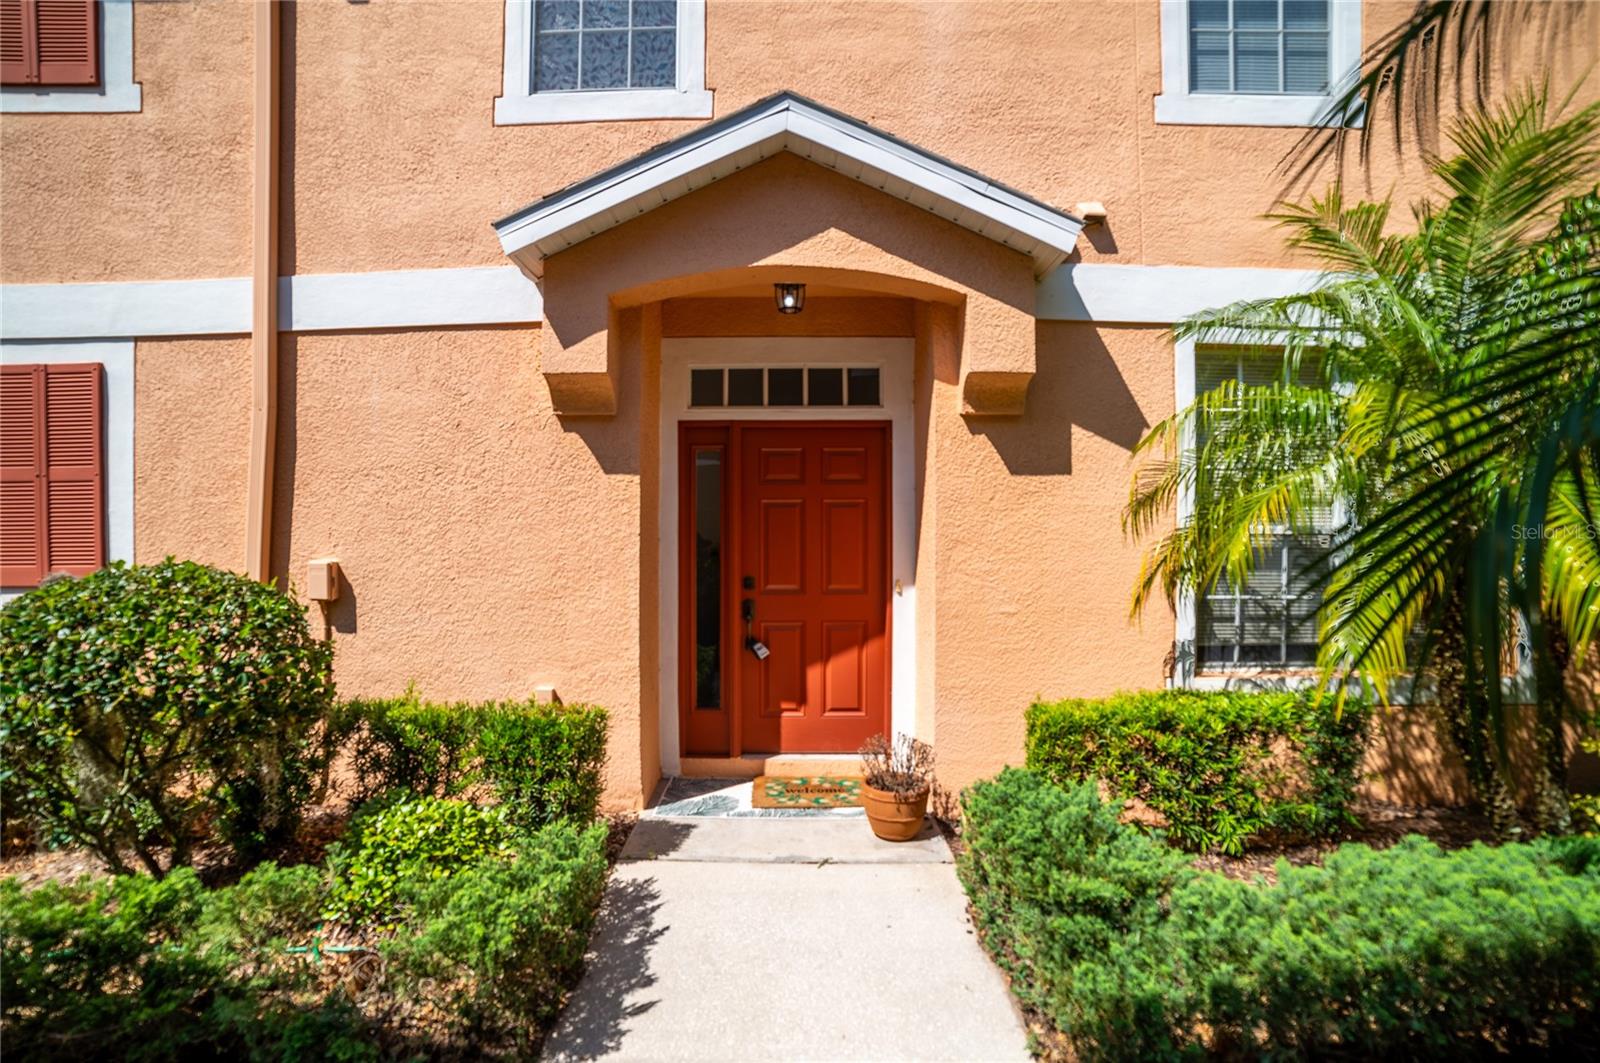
323 795 520 928
959 769 1600 1062
337 693 608 829
1026 688 1371 854
0 559 334 874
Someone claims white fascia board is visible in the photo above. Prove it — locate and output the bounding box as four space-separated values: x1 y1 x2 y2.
494 94 1082 275
497 111 793 261
782 112 1080 271
1037 264 1324 323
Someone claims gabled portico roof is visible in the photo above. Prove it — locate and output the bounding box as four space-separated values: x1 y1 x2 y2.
492 92 1083 279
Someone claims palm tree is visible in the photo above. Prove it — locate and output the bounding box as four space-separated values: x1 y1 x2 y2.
1285 0 1600 182
1126 87 1600 835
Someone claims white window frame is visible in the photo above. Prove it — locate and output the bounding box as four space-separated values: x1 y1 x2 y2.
1171 335 1342 687
0 339 133 602
1 0 140 114
496 0 712 125
1154 0 1361 127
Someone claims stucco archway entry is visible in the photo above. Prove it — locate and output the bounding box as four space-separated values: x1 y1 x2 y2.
491 91 1084 785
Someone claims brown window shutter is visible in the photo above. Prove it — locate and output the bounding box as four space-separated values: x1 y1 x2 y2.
35 0 97 86
0 0 98 87
42 363 105 576
0 0 35 86
0 365 46 587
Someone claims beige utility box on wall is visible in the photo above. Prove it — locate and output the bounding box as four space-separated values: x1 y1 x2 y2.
307 558 341 602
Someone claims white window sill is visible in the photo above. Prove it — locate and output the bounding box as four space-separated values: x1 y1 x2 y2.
1154 92 1358 128
495 87 713 126
1 81 141 114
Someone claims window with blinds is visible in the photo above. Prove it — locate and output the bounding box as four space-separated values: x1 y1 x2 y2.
1189 0 1330 96
1194 347 1331 670
533 0 677 93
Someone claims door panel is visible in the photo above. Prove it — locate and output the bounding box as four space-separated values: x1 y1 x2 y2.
739 424 889 752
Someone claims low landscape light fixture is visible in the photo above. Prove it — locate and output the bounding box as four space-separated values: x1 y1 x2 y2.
774 282 806 314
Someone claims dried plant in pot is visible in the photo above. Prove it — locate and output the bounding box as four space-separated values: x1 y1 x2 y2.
858 734 934 841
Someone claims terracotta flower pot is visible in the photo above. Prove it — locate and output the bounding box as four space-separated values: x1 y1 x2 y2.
861 781 930 841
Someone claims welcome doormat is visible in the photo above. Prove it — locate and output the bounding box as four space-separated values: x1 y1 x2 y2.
751 775 863 809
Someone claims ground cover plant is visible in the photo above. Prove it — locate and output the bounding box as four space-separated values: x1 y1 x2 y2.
1026 689 1371 854
959 768 1600 1062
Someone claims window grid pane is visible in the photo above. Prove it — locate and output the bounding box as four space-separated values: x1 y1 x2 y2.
1194 346 1330 670
686 367 882 409
1188 0 1329 96
534 0 678 93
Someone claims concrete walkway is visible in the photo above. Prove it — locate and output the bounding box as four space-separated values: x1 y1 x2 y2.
542 803 1030 1062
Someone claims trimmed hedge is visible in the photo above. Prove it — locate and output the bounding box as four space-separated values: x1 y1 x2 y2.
959 769 1600 1062
0 559 334 874
335 691 608 829
1026 689 1370 854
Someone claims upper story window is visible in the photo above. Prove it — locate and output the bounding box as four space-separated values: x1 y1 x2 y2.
1 0 140 113
496 0 712 125
1155 0 1360 127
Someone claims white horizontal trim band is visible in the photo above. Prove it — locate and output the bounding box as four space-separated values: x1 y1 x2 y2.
0 267 544 339
0 263 1320 339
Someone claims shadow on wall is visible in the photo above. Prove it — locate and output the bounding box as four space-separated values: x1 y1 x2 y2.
270 334 301 590
965 322 1150 476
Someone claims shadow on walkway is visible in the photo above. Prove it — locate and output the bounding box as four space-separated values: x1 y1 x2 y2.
546 875 670 1060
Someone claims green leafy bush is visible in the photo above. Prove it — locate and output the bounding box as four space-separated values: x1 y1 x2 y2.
0 866 374 1062
1026 688 1371 854
323 795 519 928
384 821 608 1046
0 559 335 874
959 768 1600 1062
338 693 608 828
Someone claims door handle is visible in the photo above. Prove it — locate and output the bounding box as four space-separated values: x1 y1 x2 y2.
742 597 770 659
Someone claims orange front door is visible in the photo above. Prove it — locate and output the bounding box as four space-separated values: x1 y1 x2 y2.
738 424 890 753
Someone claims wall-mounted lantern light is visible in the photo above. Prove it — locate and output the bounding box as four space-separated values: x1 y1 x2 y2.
774 282 806 314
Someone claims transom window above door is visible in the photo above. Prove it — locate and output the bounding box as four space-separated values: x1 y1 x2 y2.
1154 0 1361 127
688 367 882 409
496 0 712 125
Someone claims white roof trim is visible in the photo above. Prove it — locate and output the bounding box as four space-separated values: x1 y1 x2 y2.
493 93 1083 278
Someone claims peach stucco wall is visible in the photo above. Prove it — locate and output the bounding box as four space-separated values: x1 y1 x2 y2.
134 337 252 570
6 1 1596 284
260 324 659 805
922 322 1178 793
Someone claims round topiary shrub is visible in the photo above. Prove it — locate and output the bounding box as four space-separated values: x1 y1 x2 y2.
0 559 334 875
